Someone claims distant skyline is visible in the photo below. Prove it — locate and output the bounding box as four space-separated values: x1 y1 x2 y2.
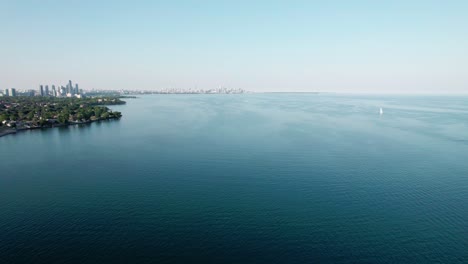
1 0 467 93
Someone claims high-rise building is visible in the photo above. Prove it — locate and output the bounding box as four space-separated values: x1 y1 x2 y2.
40 85 44 96
9 88 16 97
75 84 79 94
45 85 49 96
68 80 73 94
4 88 9 96
66 82 74 95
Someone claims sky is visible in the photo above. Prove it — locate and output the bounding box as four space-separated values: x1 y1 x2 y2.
1 0 467 93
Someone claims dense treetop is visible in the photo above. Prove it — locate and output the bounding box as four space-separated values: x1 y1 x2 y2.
0 96 124 127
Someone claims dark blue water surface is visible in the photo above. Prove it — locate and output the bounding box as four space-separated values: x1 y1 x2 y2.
1 94 468 263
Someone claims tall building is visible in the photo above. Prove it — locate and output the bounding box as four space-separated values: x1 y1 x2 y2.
4 88 9 96
75 84 79 94
40 85 44 96
9 88 16 97
68 80 73 94
66 81 74 95
45 85 49 96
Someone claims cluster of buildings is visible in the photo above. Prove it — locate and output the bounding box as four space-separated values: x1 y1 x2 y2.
1 82 247 97
39 80 84 98
2 88 17 97
0 80 84 98
118 87 246 95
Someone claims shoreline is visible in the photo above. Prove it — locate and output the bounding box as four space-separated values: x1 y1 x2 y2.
0 129 17 137
0 117 121 138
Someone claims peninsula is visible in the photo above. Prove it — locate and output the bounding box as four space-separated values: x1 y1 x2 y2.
0 96 124 137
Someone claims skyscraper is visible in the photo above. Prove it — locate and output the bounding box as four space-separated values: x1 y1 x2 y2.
40 85 44 96
75 84 79 94
4 88 9 96
68 80 73 94
45 85 49 96
9 88 16 97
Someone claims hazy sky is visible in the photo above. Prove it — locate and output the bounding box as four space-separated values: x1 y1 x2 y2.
1 0 467 93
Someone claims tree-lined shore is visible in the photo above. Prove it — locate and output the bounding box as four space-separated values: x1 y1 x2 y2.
0 97 124 136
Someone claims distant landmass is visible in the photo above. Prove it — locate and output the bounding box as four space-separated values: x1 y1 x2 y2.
0 97 124 137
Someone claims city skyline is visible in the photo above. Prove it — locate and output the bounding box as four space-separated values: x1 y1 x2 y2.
0 79 246 96
36 80 83 97
1 1 468 94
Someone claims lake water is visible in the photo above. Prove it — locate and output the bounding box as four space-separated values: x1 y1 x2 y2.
1 94 468 263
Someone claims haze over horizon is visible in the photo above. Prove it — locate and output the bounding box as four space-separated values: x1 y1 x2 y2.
1 0 467 94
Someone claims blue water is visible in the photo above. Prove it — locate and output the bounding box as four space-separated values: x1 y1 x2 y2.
1 94 468 263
